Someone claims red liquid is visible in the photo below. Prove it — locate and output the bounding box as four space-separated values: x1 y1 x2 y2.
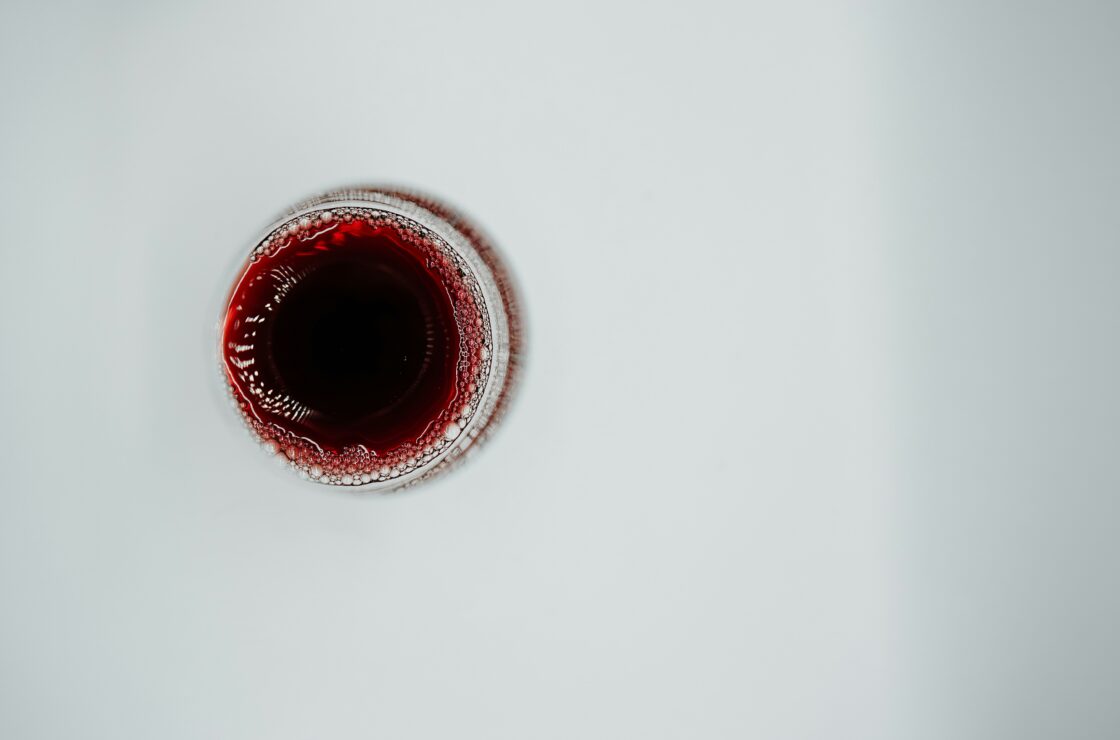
221 209 490 482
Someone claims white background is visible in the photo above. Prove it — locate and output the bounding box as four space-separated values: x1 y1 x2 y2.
1 2 1117 739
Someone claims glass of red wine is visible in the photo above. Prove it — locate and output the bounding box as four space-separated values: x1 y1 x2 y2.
217 187 522 491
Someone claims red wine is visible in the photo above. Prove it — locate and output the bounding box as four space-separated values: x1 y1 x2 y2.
220 190 520 489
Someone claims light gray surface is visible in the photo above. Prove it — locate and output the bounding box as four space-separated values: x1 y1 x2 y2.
0 2 1116 738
